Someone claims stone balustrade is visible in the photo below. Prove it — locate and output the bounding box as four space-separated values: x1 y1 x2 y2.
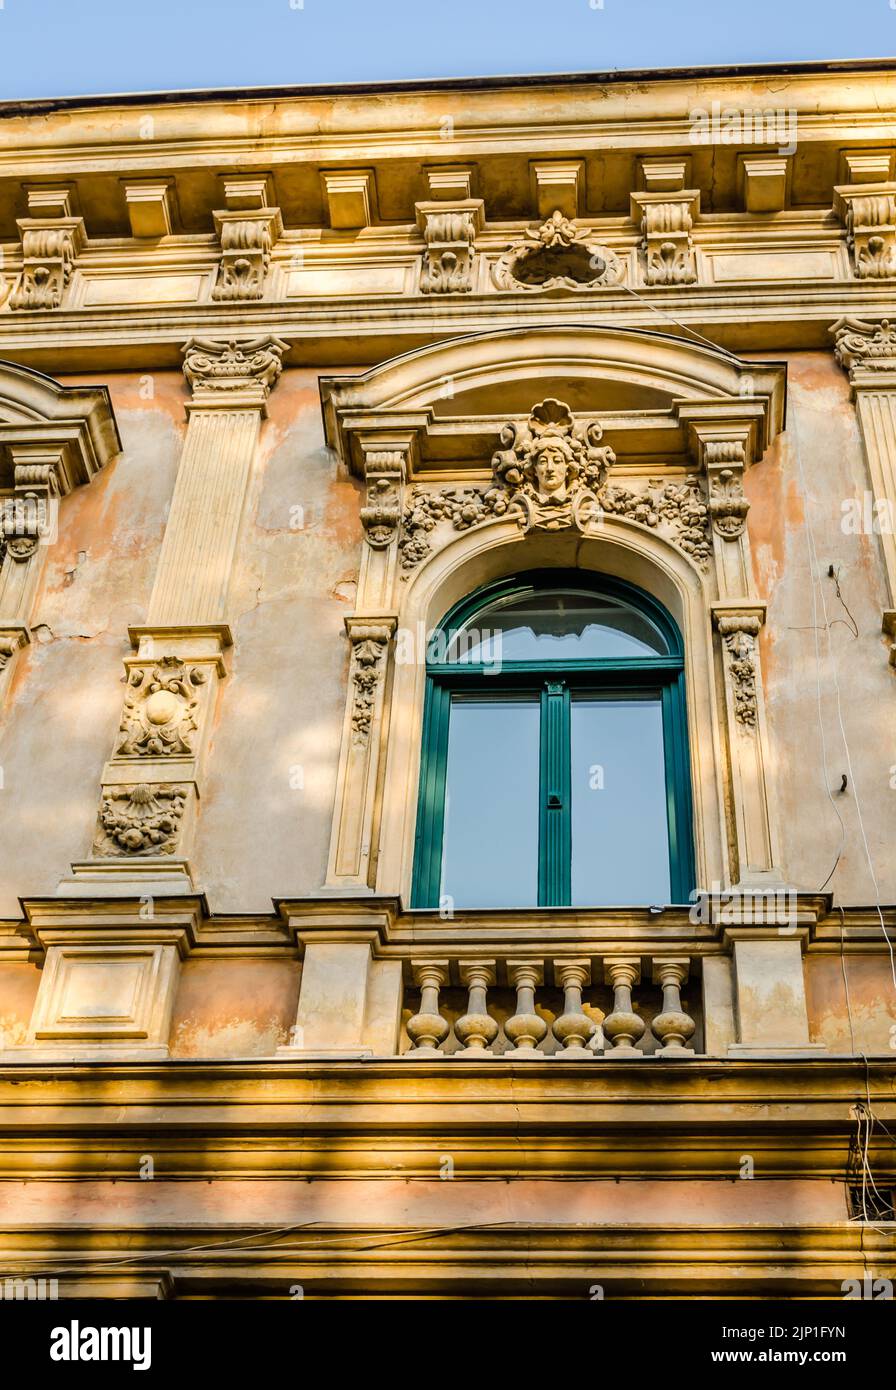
403 955 698 1059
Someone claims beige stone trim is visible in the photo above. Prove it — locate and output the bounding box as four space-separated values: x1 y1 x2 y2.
5 897 200 1062
72 336 284 893
276 914 402 1058
724 929 825 1057
322 326 786 902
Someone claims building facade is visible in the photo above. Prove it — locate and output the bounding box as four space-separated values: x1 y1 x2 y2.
0 61 895 1298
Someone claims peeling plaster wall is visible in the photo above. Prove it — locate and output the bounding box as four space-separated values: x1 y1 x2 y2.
805 954 896 1053
0 371 184 917
749 353 896 909
1 357 895 926
170 957 301 1057
190 369 362 910
0 963 40 1048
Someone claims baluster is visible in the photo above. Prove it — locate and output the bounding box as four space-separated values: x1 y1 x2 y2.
406 960 450 1057
551 959 597 1058
454 961 498 1057
651 958 696 1056
505 960 547 1058
603 958 645 1058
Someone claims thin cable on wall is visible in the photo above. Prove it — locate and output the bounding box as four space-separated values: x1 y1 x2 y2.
790 406 896 995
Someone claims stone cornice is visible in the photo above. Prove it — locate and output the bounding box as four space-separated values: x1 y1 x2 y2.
1 279 894 373
0 1056 892 1191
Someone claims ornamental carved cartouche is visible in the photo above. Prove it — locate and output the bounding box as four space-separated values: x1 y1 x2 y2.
397 399 711 573
117 658 206 758
492 211 624 292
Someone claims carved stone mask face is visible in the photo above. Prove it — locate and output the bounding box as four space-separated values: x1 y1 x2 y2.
534 444 569 497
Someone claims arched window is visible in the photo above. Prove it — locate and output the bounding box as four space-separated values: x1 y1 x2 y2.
412 570 694 909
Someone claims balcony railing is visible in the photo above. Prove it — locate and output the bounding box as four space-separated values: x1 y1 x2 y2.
404 954 699 1058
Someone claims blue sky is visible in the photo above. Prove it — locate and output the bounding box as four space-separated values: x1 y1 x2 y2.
0 0 893 101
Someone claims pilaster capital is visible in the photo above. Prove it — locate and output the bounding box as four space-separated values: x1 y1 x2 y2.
344 614 397 646
830 315 896 388
181 335 288 408
712 602 766 636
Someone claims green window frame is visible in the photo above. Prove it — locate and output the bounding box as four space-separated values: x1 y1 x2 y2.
411 569 695 908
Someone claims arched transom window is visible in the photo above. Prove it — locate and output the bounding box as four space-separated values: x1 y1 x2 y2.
412 571 695 910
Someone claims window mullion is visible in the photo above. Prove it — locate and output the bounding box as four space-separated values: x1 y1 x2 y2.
538 681 571 906
411 680 451 908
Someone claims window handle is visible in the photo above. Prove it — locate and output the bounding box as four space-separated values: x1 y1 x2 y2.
547 793 563 809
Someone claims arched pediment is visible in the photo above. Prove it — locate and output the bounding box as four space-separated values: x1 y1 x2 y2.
0 359 121 491
321 324 787 476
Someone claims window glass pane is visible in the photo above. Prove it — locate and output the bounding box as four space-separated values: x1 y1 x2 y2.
441 697 539 908
570 696 671 906
446 589 667 662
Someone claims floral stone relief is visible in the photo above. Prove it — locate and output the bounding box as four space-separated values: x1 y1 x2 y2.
93 783 189 856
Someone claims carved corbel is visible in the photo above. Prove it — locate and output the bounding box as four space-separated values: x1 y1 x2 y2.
707 446 750 540
834 184 896 280
353 435 414 612
9 189 85 311
416 200 484 294
684 419 757 599
212 177 282 302
360 451 406 550
631 190 699 286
